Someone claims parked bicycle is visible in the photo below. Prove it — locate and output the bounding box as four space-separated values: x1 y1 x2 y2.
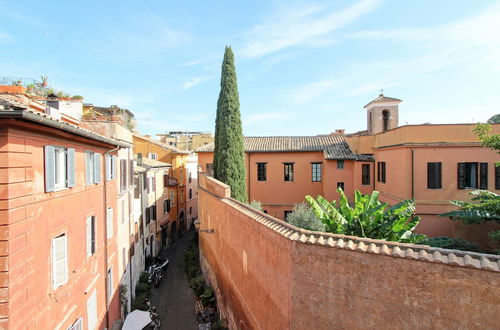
145 298 161 329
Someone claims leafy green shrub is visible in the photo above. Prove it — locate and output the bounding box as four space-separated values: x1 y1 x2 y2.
306 189 425 243
247 200 263 211
423 236 489 253
200 286 215 307
131 272 150 310
211 319 228 330
190 275 205 296
286 203 326 231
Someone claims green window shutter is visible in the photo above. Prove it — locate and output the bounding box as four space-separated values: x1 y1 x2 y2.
44 146 55 192
479 163 488 190
457 163 465 189
495 166 500 190
67 148 75 187
94 153 101 183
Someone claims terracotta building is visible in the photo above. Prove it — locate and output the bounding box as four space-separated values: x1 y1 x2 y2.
0 87 128 329
196 93 500 248
132 134 190 241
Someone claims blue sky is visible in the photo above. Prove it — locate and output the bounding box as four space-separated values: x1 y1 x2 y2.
1 0 499 136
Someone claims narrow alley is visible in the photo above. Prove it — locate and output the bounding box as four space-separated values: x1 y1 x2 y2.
150 231 198 330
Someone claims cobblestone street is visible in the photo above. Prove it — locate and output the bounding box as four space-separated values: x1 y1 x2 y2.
150 231 198 330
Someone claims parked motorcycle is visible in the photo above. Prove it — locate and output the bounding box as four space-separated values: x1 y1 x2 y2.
147 257 169 287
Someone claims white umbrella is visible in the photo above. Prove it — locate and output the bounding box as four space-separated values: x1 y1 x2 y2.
122 310 152 330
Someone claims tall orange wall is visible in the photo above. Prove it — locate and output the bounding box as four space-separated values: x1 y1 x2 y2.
199 174 500 330
0 124 121 329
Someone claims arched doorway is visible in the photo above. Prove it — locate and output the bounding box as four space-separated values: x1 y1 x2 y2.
382 110 389 131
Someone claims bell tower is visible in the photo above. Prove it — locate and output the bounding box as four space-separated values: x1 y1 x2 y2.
364 91 402 135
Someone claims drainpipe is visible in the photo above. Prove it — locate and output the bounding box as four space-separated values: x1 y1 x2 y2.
104 146 120 329
127 149 133 315
411 149 415 199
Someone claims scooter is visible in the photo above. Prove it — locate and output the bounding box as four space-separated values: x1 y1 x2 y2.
147 257 169 287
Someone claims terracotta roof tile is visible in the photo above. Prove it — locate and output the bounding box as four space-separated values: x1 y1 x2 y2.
196 135 369 160
364 94 402 108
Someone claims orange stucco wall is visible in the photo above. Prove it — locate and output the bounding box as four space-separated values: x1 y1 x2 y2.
0 123 121 329
199 174 500 330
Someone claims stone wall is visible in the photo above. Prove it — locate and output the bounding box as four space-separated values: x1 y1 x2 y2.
198 173 500 330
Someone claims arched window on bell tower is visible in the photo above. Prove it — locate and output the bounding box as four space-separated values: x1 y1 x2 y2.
382 110 389 131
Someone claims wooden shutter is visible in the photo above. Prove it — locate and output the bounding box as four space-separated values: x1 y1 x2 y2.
480 163 488 189
377 162 381 182
87 290 97 330
457 163 465 189
152 205 157 220
52 235 67 288
67 148 75 187
91 216 96 254
45 146 55 192
106 207 113 238
85 153 91 185
86 217 92 256
93 154 101 183
129 159 134 186
105 154 111 181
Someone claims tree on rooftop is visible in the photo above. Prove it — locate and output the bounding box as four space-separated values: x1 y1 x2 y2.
213 46 247 202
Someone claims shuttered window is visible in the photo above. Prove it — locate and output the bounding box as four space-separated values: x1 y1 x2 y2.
86 216 96 256
45 146 75 192
337 160 344 169
427 162 442 189
164 199 171 213
105 154 116 181
377 162 386 183
362 164 370 185
52 234 68 288
107 268 113 304
284 163 294 181
257 163 267 181
87 290 97 330
85 152 101 185
106 207 113 239
311 163 322 182
496 166 500 190
120 159 127 192
67 318 83 330
458 162 481 189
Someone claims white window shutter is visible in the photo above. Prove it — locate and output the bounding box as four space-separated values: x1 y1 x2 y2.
45 146 55 192
86 217 91 256
85 153 92 186
87 290 97 330
67 148 76 187
105 154 111 181
93 154 101 183
52 235 67 288
106 208 113 239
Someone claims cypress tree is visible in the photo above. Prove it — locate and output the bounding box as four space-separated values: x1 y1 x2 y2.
213 46 247 202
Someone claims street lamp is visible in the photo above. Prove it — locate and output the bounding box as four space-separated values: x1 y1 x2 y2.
193 218 215 234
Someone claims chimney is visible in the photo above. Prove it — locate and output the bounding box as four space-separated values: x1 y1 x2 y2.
332 129 345 135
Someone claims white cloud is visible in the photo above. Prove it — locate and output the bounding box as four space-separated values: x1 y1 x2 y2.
242 0 382 57
183 76 213 90
285 79 338 104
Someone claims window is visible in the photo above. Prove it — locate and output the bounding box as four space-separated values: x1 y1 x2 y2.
164 199 171 213
284 163 294 181
170 191 175 204
189 207 192 215
147 152 158 160
106 207 113 239
52 234 68 288
120 159 127 192
206 163 214 176
129 159 134 186
458 162 488 189
377 162 386 183
164 174 168 188
85 152 101 186
284 210 292 220
45 146 75 192
496 166 500 190
189 188 192 199
107 268 113 304
86 216 96 257
105 154 116 181
337 160 344 169
149 205 157 221
143 173 147 190
427 162 442 189
382 110 390 132
87 291 97 330
121 199 126 224
67 318 82 330
189 173 192 183
263 210 268 214
311 163 322 182
337 182 345 191
362 164 370 185
257 163 267 181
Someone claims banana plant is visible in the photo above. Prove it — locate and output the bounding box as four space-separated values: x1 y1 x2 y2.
305 188 425 243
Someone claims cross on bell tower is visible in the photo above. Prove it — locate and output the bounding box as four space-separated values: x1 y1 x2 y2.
364 91 402 135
